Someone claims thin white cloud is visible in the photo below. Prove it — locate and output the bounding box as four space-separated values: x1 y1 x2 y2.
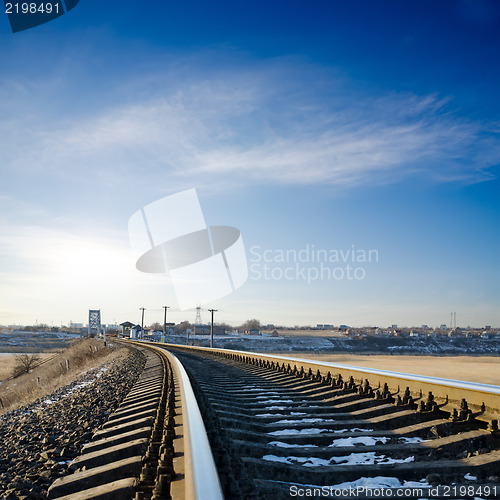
1 59 499 194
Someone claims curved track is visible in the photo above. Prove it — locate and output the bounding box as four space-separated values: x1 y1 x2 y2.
46 342 500 499
47 342 222 500
167 346 500 499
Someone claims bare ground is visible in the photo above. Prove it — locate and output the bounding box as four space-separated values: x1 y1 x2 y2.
0 353 53 382
0 339 127 414
271 352 500 386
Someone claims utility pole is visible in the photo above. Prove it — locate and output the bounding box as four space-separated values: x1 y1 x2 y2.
208 309 217 348
162 306 169 343
140 307 146 339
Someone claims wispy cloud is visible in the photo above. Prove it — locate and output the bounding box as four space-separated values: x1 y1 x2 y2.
1 57 499 196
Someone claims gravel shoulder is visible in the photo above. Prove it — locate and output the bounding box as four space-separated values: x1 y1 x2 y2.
0 344 146 499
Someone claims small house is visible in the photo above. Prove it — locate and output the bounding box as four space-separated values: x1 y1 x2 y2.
120 321 135 338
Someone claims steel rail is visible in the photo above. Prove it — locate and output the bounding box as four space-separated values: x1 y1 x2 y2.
127 341 224 499
154 342 500 497
161 349 224 500
47 339 224 499
157 343 500 423
270 355 500 393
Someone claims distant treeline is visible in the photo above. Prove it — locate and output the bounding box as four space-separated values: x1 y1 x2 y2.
15 325 61 332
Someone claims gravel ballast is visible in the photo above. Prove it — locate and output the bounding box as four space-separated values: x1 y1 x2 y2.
0 345 146 499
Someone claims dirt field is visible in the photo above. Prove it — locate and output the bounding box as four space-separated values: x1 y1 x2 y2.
0 354 17 381
0 340 124 414
271 353 500 386
0 353 54 382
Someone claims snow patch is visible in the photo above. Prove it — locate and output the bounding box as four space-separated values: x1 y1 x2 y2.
256 393 280 398
329 436 389 447
330 476 430 489
257 411 319 418
263 453 415 467
399 436 426 444
273 418 338 424
267 428 330 436
260 399 294 404
268 441 318 448
333 428 374 433
330 452 414 466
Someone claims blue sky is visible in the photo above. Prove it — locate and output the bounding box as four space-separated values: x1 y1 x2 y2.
1 0 499 328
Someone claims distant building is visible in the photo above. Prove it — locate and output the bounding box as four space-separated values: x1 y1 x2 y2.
194 325 210 334
130 325 142 339
120 321 135 338
148 330 163 341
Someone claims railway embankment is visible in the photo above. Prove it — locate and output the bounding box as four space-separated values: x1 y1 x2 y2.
0 344 145 499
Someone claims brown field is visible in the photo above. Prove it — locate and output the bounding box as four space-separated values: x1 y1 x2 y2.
0 339 126 414
0 353 54 382
270 353 500 386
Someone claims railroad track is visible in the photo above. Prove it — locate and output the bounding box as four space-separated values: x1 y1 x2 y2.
47 342 500 499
